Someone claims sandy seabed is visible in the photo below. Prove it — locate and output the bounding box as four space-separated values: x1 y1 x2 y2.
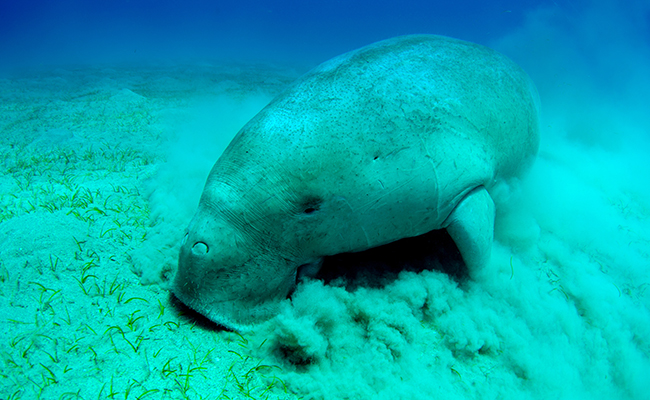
1 62 649 400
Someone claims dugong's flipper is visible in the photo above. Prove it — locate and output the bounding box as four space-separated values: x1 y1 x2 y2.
443 186 495 278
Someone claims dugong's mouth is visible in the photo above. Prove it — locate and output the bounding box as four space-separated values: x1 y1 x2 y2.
173 230 297 331
173 266 261 332
172 278 251 332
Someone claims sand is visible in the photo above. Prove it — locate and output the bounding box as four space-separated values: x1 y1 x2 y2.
0 63 300 400
1 59 649 400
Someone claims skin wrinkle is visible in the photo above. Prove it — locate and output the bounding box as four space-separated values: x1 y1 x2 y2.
357 176 419 213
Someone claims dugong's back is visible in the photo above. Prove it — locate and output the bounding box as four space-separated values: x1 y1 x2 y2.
217 34 540 193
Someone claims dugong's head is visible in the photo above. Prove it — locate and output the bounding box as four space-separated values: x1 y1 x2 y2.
172 167 329 331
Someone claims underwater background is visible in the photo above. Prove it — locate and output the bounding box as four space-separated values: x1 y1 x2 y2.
1 0 649 399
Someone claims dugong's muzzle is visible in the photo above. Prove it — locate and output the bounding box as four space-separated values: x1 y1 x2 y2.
173 210 297 331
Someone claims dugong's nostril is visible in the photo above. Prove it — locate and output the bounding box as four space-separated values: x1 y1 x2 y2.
181 233 188 246
191 242 209 255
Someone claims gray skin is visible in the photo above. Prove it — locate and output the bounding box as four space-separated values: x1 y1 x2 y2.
173 35 540 331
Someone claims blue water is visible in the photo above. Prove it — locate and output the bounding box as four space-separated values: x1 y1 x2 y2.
0 0 576 68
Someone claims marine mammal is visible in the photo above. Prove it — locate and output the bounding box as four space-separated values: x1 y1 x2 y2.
173 34 540 331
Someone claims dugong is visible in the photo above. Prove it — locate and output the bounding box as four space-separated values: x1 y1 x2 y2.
174 35 540 331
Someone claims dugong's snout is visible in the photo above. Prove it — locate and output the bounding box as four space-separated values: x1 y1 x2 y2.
173 211 297 330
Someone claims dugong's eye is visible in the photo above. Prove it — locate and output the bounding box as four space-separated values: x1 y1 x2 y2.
299 197 322 215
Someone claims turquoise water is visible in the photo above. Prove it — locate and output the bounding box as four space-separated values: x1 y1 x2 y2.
1 1 649 399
